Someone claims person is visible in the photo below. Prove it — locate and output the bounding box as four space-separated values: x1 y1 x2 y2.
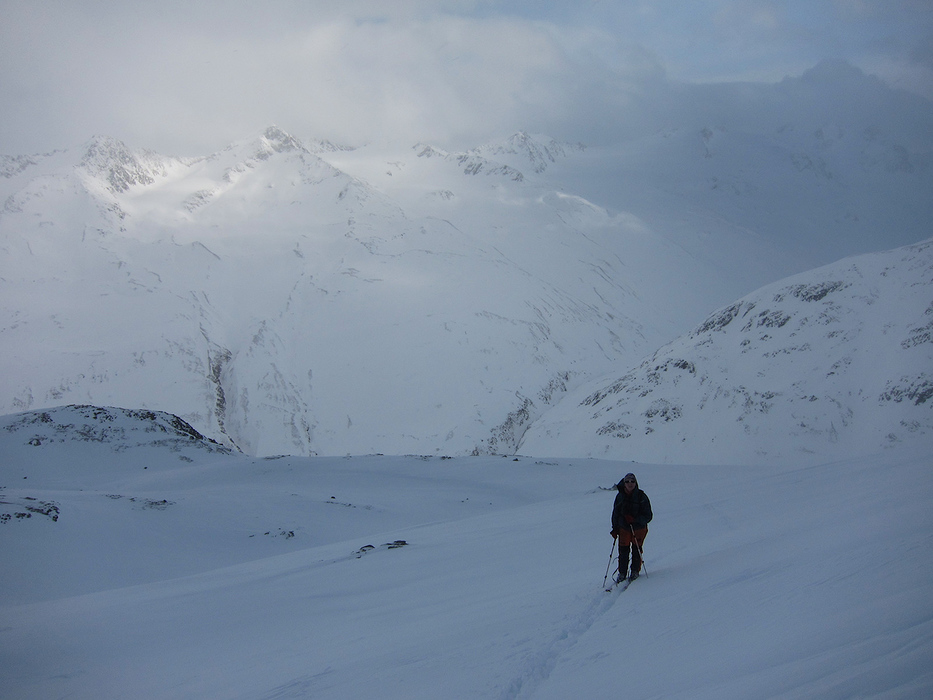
611 472 652 582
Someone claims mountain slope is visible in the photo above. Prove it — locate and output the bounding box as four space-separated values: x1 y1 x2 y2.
1 128 712 456
520 238 933 465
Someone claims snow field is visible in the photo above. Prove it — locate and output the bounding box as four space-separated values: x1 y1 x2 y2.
2 438 931 699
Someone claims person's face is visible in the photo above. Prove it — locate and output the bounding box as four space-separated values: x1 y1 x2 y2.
623 478 636 492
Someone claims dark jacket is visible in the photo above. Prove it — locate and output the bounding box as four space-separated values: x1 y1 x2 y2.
611 486 653 533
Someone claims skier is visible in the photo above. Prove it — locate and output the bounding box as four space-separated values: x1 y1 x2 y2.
611 472 652 582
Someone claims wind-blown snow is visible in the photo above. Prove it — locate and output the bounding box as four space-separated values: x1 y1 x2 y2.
1 407 930 698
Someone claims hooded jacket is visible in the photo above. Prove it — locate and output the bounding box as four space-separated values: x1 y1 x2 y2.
611 476 653 533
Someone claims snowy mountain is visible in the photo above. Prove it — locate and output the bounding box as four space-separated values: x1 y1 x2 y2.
521 239 933 464
2 63 932 458
1 403 229 459
0 127 752 457
1 406 930 698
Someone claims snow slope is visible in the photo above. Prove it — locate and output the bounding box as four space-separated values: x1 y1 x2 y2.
521 238 933 466
1 407 931 698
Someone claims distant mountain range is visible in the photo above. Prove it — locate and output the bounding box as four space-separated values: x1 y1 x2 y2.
2 62 932 461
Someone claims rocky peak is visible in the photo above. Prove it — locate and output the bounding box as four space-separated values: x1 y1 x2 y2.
78 136 171 193
261 126 305 153
3 404 231 454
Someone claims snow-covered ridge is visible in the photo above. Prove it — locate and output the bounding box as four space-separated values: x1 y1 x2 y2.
2 404 230 454
520 239 933 464
412 131 584 181
1 153 42 179
77 136 185 194
473 131 586 173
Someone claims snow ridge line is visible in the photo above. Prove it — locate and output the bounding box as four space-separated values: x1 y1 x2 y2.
498 588 620 699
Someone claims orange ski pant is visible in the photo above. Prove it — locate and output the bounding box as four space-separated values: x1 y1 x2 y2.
616 527 647 575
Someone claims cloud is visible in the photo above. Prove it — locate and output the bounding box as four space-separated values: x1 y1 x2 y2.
0 0 930 155
0 3 666 154
909 33 933 71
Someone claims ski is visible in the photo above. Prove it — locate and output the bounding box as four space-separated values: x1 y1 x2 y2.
605 573 642 592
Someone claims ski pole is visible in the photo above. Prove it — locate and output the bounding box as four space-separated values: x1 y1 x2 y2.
602 537 617 588
630 524 649 578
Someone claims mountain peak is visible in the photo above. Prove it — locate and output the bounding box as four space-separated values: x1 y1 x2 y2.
799 59 873 85
787 59 891 98
260 126 305 154
221 126 314 167
476 132 585 173
78 136 171 193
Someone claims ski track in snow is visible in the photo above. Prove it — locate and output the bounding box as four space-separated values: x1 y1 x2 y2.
255 669 336 700
499 585 623 699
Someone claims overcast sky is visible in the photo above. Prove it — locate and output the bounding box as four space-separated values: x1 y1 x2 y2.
1 0 931 155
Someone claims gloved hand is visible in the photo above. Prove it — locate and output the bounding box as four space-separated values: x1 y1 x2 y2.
610 529 619 538
624 515 635 524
